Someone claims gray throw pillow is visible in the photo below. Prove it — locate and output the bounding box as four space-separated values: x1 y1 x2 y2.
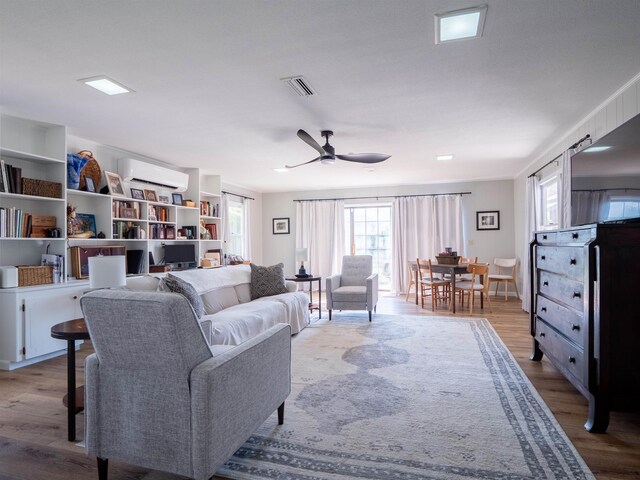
250 263 288 300
161 274 204 319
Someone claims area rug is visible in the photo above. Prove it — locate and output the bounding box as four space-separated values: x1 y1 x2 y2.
217 314 594 480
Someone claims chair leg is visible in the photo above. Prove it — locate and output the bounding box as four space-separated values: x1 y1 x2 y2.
513 279 520 299
369 310 372 322
278 401 285 425
329 309 332 320
503 280 509 300
97 458 108 480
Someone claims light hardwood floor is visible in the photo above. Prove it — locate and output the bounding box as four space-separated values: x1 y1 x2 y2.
0 294 638 479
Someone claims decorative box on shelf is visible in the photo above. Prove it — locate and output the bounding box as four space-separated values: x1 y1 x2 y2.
17 265 54 286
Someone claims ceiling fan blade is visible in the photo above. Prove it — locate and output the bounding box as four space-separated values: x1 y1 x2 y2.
336 153 391 164
285 156 321 169
297 129 325 156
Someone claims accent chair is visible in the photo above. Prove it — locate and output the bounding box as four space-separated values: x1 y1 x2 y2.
80 289 291 480
326 254 378 322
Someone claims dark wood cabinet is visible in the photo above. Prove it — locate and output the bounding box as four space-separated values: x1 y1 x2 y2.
530 224 640 432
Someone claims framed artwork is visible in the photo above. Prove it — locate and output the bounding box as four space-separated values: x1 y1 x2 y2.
158 195 170 204
104 171 126 197
272 217 290 235
69 245 126 279
476 211 500 231
84 177 96 193
130 188 145 200
121 207 137 219
172 193 183 205
68 213 97 238
144 189 158 202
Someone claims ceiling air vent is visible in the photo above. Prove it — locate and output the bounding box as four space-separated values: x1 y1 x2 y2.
281 76 316 97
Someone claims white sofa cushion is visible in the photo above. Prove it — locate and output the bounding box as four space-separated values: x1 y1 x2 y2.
201 286 240 315
234 283 252 303
252 291 309 335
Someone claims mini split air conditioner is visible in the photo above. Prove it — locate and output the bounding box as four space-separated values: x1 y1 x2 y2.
118 158 188 192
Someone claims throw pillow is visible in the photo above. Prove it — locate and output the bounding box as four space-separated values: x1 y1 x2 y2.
161 274 205 319
250 263 288 300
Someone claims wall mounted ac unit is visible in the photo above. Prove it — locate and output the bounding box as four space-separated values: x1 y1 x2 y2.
119 158 188 192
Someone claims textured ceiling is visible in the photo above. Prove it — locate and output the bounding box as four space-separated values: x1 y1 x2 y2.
1 0 640 193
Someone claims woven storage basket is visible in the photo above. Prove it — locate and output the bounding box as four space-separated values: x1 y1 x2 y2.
18 265 54 286
435 255 461 265
21 178 63 199
77 150 102 191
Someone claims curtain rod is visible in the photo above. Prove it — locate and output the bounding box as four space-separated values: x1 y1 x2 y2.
528 133 591 178
293 192 471 202
573 188 640 192
221 190 255 201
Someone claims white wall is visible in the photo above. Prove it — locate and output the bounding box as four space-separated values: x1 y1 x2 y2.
514 72 640 294
260 179 515 278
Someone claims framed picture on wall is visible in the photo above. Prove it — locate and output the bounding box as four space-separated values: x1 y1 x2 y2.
476 211 500 231
272 217 290 235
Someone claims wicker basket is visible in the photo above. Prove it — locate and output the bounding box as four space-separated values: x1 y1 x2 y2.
21 178 63 199
435 255 461 265
77 150 102 191
18 265 54 286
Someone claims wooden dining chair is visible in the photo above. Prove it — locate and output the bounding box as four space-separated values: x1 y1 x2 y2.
454 263 492 315
417 258 450 311
488 258 519 300
405 261 417 302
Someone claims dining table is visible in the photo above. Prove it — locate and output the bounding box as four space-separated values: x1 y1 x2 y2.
414 262 483 314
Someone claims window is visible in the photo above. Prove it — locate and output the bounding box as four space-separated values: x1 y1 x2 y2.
607 196 640 220
344 205 392 290
539 175 559 230
227 197 245 258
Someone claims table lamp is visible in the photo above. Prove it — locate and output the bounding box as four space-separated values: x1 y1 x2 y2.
296 248 309 276
88 255 127 289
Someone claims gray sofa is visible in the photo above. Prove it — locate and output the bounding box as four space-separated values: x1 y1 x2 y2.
81 289 291 480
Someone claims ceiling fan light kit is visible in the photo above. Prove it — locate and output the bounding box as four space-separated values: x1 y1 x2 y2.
285 129 390 169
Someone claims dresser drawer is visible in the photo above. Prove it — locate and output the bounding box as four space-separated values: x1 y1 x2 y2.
558 228 596 245
536 246 586 281
536 295 586 347
535 319 586 385
535 231 557 244
538 270 585 312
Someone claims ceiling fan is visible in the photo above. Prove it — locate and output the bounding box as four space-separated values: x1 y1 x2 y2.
285 129 390 169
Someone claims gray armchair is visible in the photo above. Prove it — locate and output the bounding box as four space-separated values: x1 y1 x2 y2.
326 255 378 321
80 289 291 480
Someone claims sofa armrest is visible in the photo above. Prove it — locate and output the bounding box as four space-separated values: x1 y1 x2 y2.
366 273 378 310
326 275 341 310
189 323 291 477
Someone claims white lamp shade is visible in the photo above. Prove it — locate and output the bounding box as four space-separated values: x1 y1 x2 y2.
296 248 309 262
89 255 127 289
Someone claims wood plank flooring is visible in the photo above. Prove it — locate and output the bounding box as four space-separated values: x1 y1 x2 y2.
0 294 638 479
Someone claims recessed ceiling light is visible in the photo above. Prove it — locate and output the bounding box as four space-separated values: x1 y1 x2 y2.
273 167 289 173
582 146 611 153
79 76 133 95
436 154 454 161
435 5 487 44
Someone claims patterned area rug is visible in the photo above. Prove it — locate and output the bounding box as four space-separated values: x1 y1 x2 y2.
217 314 594 480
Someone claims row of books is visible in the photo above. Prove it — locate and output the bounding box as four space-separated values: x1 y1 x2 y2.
149 224 176 240
113 200 141 219
149 205 170 222
0 159 22 194
200 201 219 217
113 221 144 239
202 222 218 240
0 207 32 238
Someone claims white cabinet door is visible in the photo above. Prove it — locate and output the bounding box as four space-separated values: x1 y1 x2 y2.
23 287 84 359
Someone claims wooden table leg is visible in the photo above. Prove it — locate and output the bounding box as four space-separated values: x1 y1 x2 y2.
450 269 457 314
66 339 76 442
318 278 322 319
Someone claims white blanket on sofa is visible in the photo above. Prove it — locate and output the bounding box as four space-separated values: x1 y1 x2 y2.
170 265 251 294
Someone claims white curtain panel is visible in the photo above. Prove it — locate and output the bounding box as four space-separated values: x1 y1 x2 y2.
243 198 251 260
220 193 230 244
391 195 463 295
295 200 345 279
521 175 539 313
561 149 573 228
571 190 611 225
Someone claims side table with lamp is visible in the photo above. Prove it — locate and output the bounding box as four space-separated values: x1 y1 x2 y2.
50 254 127 441
287 248 322 319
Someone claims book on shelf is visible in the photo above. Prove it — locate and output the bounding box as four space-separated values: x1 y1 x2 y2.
0 207 34 238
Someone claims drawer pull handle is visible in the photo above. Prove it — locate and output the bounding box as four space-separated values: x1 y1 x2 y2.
540 332 546 337
543 281 549 286
72 295 78 300
541 255 546 260
569 356 576 363
572 233 579 239
569 259 577 265
573 292 581 298
543 234 548 240
572 324 580 331
541 307 547 312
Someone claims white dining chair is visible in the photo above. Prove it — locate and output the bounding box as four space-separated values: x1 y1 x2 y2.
487 258 519 300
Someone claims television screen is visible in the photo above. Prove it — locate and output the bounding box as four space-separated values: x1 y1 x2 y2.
164 243 196 265
571 112 640 225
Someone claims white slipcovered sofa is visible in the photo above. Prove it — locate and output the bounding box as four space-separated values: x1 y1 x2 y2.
126 265 309 346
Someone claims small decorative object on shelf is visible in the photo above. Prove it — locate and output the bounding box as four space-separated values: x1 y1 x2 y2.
104 171 126 197
66 153 89 190
172 193 183 205
144 189 157 202
130 188 145 200
435 248 460 265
